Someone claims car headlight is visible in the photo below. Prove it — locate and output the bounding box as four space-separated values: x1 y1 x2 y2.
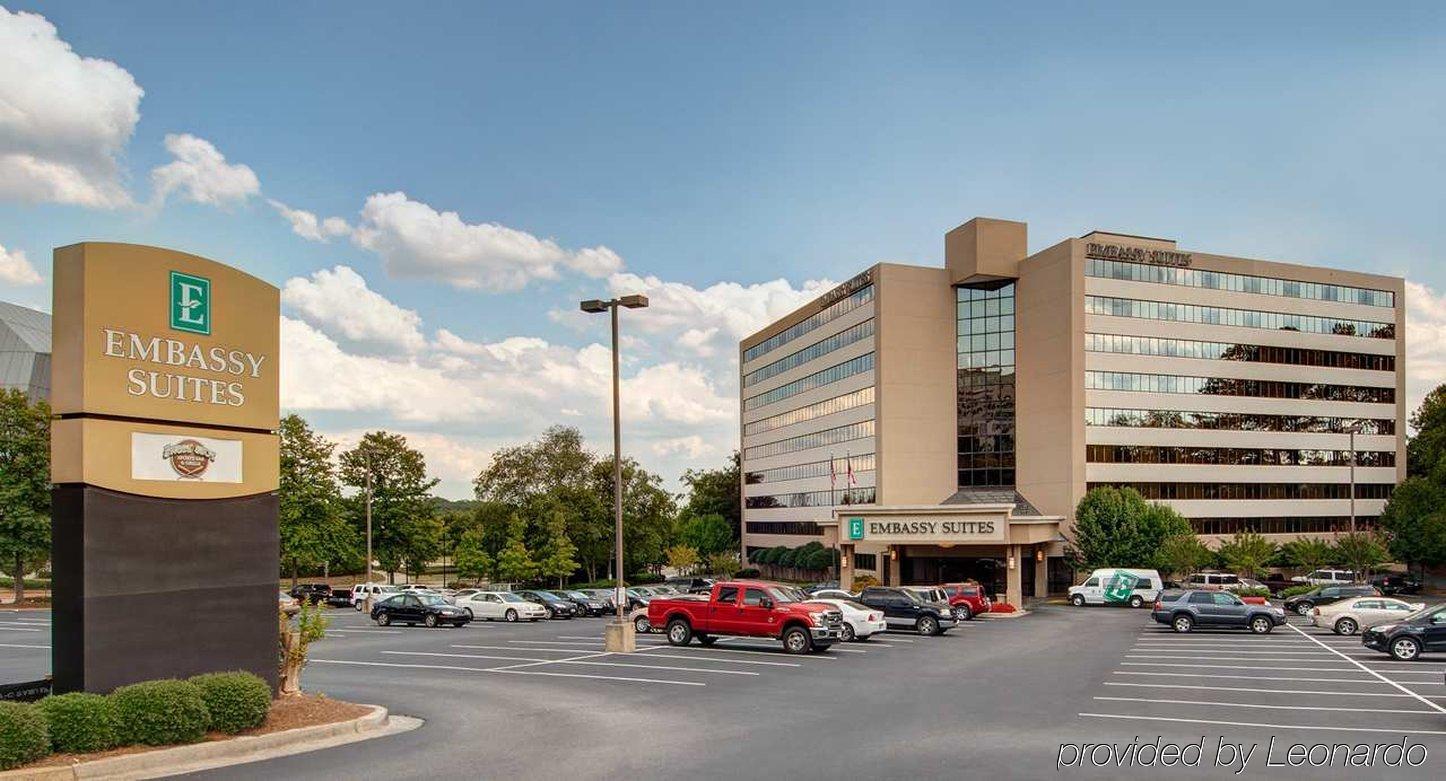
809 613 826 626
1372 624 1397 633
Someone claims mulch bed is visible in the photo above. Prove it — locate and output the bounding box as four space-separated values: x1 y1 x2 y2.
24 695 372 769
0 597 51 610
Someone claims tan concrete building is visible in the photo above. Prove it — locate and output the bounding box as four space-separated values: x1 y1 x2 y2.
739 218 1406 606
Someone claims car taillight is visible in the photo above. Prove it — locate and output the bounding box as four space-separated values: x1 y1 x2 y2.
1152 601 1161 611
1312 608 1320 615
870 613 880 621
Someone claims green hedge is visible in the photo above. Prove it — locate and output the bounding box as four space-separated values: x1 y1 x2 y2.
1233 586 1272 598
0 702 50 770
189 672 270 734
37 693 117 753
1279 584 1317 599
110 680 210 746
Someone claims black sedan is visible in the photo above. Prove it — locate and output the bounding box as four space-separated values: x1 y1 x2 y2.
1362 603 1446 660
370 592 471 628
1283 584 1378 616
514 590 577 619
558 590 610 616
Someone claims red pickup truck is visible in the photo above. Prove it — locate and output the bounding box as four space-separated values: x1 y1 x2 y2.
647 580 844 654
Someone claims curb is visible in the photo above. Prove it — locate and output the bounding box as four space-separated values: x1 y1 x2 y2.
978 609 1030 619
1 704 417 781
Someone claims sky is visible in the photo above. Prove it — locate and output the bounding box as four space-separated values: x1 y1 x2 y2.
2 2 1445 498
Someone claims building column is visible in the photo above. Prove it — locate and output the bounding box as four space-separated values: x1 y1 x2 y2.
1006 545 1023 607
1033 548 1049 600
840 544 854 591
885 546 898 585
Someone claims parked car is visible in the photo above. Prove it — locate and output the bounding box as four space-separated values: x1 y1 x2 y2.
279 590 300 616
903 586 949 605
647 580 842 654
1182 572 1241 591
629 605 654 633
514 589 578 619
1311 596 1425 636
1283 584 1379 616
323 590 353 609
1361 603 1446 660
288 583 332 604
857 586 957 636
454 591 548 622
663 577 715 594
623 588 654 609
1291 569 1356 585
370 592 471 628
1370 573 1423 596
803 581 841 594
557 589 610 616
1151 589 1287 634
580 588 621 611
1069 568 1162 608
939 582 991 620
810 589 858 601
350 583 399 609
806 597 887 642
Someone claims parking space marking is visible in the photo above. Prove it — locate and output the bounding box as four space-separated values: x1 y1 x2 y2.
389 650 761 676
453 644 802 667
1103 681 1446 700
1115 670 1421 684
714 637 868 653
1287 623 1446 714
311 657 708 686
1124 653 1359 663
503 639 839 659
1078 712 1446 737
383 650 552 664
1118 661 1420 673
0 643 48 649
0 626 41 632
1094 695 1435 715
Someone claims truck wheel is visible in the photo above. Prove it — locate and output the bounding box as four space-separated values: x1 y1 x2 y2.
1249 616 1273 634
954 605 972 621
1070 594 1086 607
916 615 939 636
666 619 693 646
1295 601 1314 616
696 635 717 646
782 626 811 654
1128 595 1145 609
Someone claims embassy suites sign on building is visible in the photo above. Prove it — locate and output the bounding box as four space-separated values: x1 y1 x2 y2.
102 329 267 407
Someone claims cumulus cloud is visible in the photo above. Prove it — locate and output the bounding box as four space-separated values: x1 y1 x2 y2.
0 244 42 286
1406 281 1446 419
281 265 426 354
150 133 260 207
269 199 350 242
650 435 717 459
350 191 624 291
0 7 142 208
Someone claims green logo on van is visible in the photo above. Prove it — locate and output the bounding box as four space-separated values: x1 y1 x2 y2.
1103 572 1140 603
170 271 211 335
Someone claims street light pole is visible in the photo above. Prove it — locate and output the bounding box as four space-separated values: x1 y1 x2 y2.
1348 427 1357 535
364 449 374 612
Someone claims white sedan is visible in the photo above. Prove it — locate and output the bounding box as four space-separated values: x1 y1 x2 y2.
1311 596 1424 636
806 598 887 642
455 591 549 622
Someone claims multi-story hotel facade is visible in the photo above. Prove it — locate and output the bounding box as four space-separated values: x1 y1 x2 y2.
738 218 1406 606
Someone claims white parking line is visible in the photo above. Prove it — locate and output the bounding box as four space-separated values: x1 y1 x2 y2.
505 639 838 660
1078 712 1446 736
1124 654 1357 663
0 643 48 649
714 637 868 653
0 627 41 632
1103 681 1446 699
1287 624 1446 714
1093 695 1435 715
388 650 760 676
1115 671 1412 684
1132 646 1331 654
309 658 706 686
452 645 801 667
1120 661 1399 673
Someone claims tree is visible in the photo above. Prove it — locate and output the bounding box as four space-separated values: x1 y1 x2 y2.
399 514 444 582
590 455 676 577
706 550 742 579
1157 534 1214 579
536 507 579 588
1378 476 1446 578
1215 530 1277 578
339 432 440 584
454 529 493 584
680 452 741 541
1407 384 1446 479
0 391 50 604
666 544 700 575
494 515 538 584
278 415 357 587
1066 487 1191 570
678 513 734 558
1335 532 1390 581
1279 537 1335 576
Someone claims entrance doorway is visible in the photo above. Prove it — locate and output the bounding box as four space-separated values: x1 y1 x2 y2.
901 556 1004 597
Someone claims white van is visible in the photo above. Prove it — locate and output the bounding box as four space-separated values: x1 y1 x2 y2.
1068 568 1162 608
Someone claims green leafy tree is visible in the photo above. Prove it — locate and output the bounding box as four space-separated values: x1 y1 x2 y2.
339 431 440 584
1215 530 1277 578
536 507 579 587
494 514 539 584
1157 534 1214 579
678 513 734 558
0 391 50 603
453 529 493 584
1378 476 1446 579
590 455 676 577
1066 487 1191 570
1407 384 1446 479
1334 531 1390 581
400 514 444 582
1279 537 1335 576
680 452 741 541
666 544 700 575
706 550 742 579
278 415 357 587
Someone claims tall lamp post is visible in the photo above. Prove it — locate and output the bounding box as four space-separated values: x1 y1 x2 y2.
581 294 648 652
1347 425 1358 535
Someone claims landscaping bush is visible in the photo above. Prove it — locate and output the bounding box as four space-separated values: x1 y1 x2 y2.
189 672 271 734
110 680 210 746
850 574 880 590
735 568 760 579
1279 584 1316 599
37 692 117 753
1233 586 1272 598
0 701 50 770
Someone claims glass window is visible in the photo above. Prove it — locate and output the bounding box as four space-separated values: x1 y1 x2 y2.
744 285 875 362
1189 592 1213 604
743 353 875 412
1085 258 1394 307
715 586 739 604
742 588 768 606
1086 295 1394 339
743 319 875 388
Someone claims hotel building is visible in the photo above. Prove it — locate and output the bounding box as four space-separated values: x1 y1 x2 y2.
738 218 1405 605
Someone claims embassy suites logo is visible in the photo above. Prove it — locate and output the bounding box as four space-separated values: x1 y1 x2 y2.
170 271 211 335
1086 241 1192 268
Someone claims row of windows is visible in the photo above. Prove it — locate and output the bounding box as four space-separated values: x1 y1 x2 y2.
853 552 878 571
1085 371 1395 404
960 468 1014 488
744 486 877 510
745 522 824 536
1087 482 1396 501
1085 407 1396 435
1085 295 1395 340
743 319 874 388
1084 333 1395 372
742 419 874 461
744 386 875 437
743 285 875 363
1191 517 1378 536
1085 258 1395 308
1086 445 1395 467
958 282 1018 490
744 453 875 484
742 353 875 412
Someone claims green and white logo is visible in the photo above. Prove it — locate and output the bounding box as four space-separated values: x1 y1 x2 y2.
170 271 211 335
1103 572 1140 603
848 517 865 540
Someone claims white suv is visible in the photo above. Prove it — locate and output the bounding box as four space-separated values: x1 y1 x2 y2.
350 583 399 610
1291 569 1356 585
1183 573 1241 590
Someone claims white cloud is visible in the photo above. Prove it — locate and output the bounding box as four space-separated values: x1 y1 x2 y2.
282 265 426 354
677 327 719 357
1406 281 1446 420
434 329 548 360
0 8 142 208
324 428 496 497
350 191 624 291
269 199 350 242
650 435 717 459
0 244 42 285
150 133 260 207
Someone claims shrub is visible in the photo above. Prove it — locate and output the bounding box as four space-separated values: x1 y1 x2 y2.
850 574 880 590
110 680 210 746
189 673 271 734
37 692 117 753
0 701 50 770
735 568 760 579
1279 584 1317 599
1233 586 1272 598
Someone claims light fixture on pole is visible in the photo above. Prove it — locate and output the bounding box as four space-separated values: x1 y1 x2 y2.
581 293 648 653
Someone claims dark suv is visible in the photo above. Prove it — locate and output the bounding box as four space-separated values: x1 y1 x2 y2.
1151 589 1287 634
1283 584 1378 616
288 583 332 605
1369 574 1423 596
1362 604 1446 661
857 586 957 636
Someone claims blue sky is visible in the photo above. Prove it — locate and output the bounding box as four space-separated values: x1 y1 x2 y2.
2 2 1445 497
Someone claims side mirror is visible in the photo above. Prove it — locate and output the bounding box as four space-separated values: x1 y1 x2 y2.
759 598 774 609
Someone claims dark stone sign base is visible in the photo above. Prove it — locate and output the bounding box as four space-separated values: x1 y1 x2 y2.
52 485 279 694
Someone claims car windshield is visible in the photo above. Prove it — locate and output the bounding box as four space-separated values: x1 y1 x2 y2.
418 595 447 606
770 586 806 603
1404 604 1444 622
497 593 526 603
563 591 587 599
